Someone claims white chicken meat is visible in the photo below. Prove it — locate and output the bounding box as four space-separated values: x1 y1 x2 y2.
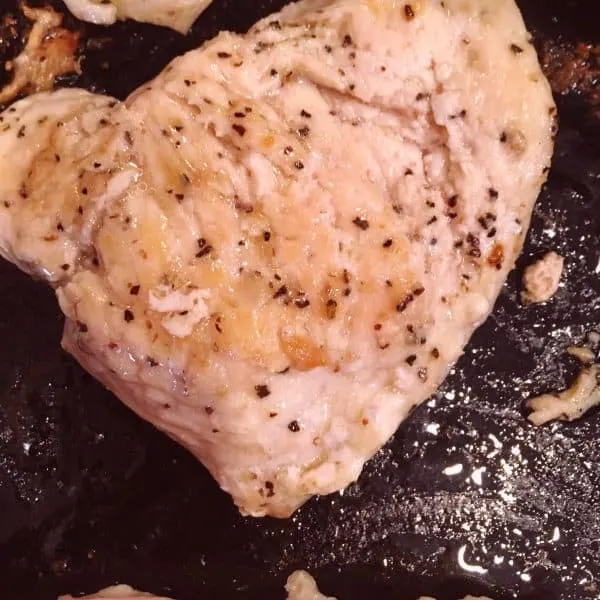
0 0 555 516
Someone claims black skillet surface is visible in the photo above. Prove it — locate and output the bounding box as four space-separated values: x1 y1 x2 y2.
0 1 599 599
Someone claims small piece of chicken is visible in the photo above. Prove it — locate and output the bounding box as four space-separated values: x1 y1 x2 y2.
521 251 564 304
528 348 600 425
0 4 80 106
0 0 555 516
61 0 212 33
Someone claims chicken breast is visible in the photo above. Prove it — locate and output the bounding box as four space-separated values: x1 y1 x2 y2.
59 585 174 600
61 0 212 33
58 572 494 600
0 0 555 516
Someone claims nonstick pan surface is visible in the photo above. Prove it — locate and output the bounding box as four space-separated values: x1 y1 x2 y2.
0 1 599 599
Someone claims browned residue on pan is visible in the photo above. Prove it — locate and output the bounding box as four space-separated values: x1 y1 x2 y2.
0 3 80 106
540 39 600 115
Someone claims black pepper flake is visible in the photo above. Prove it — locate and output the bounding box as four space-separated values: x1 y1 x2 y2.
124 309 134 323
175 193 185 201
93 162 101 169
352 216 369 230
217 51 232 58
255 384 271 398
405 354 417 366
76 321 88 333
297 125 310 137
56 222 64 232
510 43 524 54
184 79 192 87
343 34 353 47
61 263 70 271
234 111 246 119
382 238 393 248
326 299 337 319
404 4 415 19
147 357 158 367
124 131 133 145
431 347 440 359
417 367 428 381
205 406 214 415
426 216 438 225
324 45 332 53
348 84 355 91
396 294 414 313
447 195 458 207
54 154 61 163
232 124 246 136
130 285 140 296
415 92 428 101
426 200 436 208
17 125 25 138
288 420 301 432
263 230 271 241
273 285 288 299
500 131 508 143
264 481 275 497
295 297 310 309
413 287 425 296
488 188 499 199
487 227 497 238
478 216 489 230
294 160 304 170
300 109 312 118
374 323 382 331
450 109 467 120
283 145 293 155
196 244 213 258
343 287 351 296
392 204 403 214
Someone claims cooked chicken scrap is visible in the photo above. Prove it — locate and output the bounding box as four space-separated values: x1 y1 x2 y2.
285 572 493 600
61 0 212 33
521 251 564 304
0 0 555 516
528 347 600 426
0 4 80 106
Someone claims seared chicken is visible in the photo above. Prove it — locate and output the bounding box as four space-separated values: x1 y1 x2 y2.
0 0 555 516
61 0 212 32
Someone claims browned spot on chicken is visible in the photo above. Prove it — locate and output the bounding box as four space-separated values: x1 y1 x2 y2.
279 332 329 371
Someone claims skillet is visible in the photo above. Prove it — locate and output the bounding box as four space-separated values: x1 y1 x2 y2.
0 1 599 598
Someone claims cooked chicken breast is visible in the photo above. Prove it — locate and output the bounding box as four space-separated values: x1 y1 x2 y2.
61 0 212 32
0 0 555 516
58 572 494 600
59 585 174 600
